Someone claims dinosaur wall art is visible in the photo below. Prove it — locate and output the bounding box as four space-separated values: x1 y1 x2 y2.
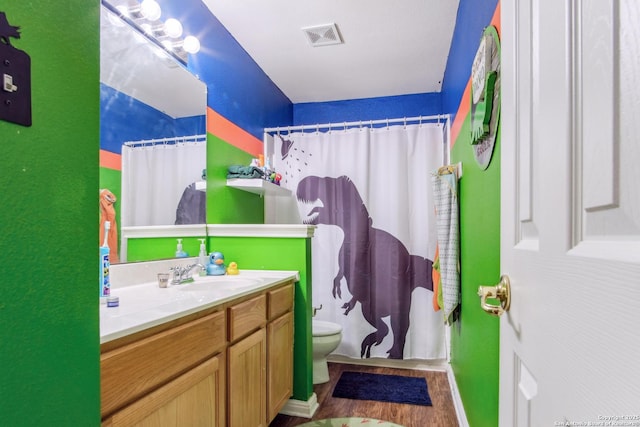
297 175 434 359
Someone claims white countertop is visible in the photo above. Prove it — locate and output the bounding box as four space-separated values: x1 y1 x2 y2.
100 270 299 344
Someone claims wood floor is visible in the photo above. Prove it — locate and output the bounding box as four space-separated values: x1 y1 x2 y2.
269 362 459 427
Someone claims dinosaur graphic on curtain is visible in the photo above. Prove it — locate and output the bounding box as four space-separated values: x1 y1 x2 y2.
297 175 434 359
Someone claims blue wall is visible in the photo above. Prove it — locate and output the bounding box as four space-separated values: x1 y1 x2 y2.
100 84 204 154
103 0 501 151
293 92 442 125
441 0 500 117
156 0 293 139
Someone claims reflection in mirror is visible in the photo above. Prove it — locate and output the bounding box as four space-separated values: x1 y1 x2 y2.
99 3 207 263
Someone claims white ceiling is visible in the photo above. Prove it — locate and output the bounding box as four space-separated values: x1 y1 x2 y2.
203 0 460 103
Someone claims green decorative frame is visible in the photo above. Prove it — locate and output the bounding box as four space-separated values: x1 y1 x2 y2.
470 25 501 170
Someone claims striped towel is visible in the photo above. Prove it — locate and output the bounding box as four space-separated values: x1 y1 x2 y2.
431 167 460 325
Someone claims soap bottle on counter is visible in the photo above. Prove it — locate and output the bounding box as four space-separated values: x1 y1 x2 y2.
175 239 189 258
198 238 208 275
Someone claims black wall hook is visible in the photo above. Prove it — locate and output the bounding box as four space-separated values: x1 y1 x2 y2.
0 11 31 127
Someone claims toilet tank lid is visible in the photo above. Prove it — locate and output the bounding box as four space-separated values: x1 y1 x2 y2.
313 320 342 336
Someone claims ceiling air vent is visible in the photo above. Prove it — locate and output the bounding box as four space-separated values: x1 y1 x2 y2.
302 23 343 47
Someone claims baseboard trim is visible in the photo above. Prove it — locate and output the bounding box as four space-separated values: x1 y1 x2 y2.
447 365 469 427
327 354 449 371
279 393 319 419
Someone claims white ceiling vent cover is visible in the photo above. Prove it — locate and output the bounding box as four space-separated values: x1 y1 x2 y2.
302 23 343 47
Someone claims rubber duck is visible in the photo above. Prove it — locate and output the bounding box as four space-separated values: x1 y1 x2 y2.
227 262 239 275
206 252 226 276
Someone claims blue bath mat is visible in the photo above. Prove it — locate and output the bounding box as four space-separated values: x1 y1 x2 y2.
332 371 432 406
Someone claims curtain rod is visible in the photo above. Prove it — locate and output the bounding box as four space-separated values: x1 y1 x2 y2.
264 114 451 134
123 134 207 148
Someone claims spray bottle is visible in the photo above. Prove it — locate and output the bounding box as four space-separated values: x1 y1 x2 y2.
100 221 111 303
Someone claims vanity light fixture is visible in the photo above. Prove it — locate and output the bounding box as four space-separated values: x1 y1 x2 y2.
164 18 183 38
102 0 200 64
139 0 161 21
183 36 200 54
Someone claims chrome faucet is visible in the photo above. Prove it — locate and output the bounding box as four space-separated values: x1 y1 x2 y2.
170 263 205 285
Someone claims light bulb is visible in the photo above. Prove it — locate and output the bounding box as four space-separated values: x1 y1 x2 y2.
164 19 183 38
140 0 161 21
183 36 200 54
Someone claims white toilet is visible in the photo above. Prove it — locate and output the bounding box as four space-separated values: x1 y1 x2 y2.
312 320 343 384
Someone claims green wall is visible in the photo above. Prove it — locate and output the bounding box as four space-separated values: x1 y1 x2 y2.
211 236 314 401
450 115 501 426
0 2 100 426
126 236 205 262
207 134 264 224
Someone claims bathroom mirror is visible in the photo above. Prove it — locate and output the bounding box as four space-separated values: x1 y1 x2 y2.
100 3 208 263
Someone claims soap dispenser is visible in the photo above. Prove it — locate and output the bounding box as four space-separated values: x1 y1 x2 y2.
175 239 188 258
197 238 208 275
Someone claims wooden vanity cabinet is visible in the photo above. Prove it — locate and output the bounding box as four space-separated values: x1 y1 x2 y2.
103 354 225 427
100 280 295 427
226 283 295 427
101 310 227 426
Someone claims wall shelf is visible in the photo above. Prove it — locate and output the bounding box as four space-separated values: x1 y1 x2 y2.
226 178 291 197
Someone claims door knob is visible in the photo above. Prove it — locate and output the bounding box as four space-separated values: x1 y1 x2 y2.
477 275 511 316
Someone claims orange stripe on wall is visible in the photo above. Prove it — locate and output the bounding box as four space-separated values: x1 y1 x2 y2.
206 107 263 157
451 2 501 147
450 81 472 147
492 2 501 37
100 149 121 171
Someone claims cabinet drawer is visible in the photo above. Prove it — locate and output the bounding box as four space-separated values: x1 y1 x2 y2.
228 294 266 342
101 311 225 418
268 283 294 320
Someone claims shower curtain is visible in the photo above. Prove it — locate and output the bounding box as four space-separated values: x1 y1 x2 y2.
121 139 206 227
271 123 446 360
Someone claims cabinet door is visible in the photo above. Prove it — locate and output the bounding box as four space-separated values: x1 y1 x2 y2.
228 328 267 427
267 311 294 422
101 311 225 418
105 354 225 427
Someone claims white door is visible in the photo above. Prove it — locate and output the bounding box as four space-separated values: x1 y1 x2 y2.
499 1 640 425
